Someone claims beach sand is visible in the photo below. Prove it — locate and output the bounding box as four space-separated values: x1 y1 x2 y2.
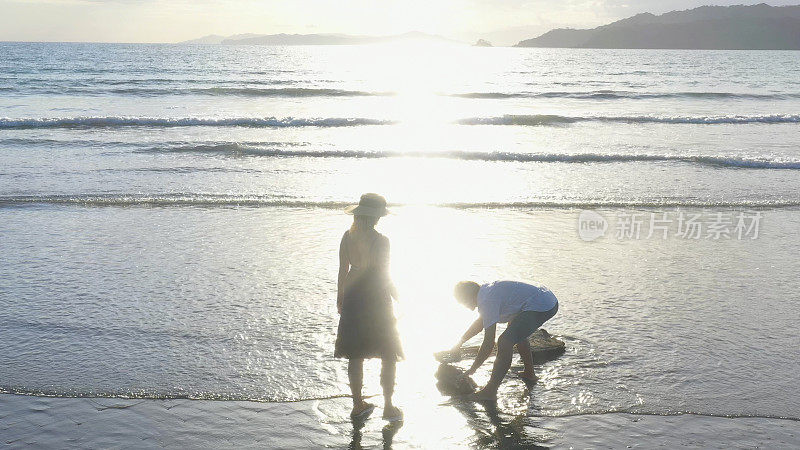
2 393 798 449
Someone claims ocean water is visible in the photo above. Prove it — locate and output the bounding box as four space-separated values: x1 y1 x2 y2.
1 42 799 445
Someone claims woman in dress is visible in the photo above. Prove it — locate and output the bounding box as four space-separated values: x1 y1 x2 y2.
335 193 403 421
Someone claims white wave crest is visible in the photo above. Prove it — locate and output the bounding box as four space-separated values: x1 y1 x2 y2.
458 114 800 126
143 145 800 169
0 116 394 129
2 194 799 209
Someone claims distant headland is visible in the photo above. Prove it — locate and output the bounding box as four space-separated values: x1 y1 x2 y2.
515 3 800 50
180 31 455 46
180 4 800 50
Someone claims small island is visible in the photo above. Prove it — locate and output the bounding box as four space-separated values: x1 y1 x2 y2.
473 39 493 47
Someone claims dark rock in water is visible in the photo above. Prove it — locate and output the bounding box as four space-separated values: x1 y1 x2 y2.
435 364 477 395
528 329 566 363
434 329 565 364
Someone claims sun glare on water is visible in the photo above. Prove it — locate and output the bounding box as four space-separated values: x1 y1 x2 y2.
351 40 497 123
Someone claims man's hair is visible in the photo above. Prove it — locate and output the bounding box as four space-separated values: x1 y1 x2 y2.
454 281 480 302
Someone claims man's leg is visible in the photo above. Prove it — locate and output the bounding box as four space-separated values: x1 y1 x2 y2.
516 338 536 381
471 310 544 400
473 336 515 399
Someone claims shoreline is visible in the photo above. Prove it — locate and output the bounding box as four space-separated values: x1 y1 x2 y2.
3 393 799 448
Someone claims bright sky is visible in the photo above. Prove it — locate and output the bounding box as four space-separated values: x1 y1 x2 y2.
0 0 795 45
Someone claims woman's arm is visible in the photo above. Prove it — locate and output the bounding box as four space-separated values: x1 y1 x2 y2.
465 324 496 375
376 235 399 300
336 233 349 314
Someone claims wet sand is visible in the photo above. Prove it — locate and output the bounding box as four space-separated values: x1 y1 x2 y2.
2 393 798 449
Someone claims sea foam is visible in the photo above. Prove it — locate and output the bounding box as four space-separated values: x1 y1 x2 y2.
0 116 393 129
457 114 800 126
142 144 800 169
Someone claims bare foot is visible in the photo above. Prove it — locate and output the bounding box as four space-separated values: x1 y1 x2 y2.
382 405 403 421
515 370 538 383
350 401 375 420
468 388 497 402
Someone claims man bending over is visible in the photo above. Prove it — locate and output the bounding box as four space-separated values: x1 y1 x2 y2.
450 280 559 400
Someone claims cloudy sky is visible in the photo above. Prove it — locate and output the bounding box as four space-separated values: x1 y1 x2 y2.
0 0 796 45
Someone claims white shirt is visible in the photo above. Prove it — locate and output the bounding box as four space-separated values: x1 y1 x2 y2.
477 281 558 329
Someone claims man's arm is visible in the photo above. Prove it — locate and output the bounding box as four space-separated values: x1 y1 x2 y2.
465 324 496 375
452 318 484 351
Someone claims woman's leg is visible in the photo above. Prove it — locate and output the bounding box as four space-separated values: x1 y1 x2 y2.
380 357 396 408
348 358 364 407
381 357 402 419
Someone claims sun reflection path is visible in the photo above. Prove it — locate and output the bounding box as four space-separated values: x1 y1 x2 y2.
361 206 535 445
323 207 606 447
343 41 509 143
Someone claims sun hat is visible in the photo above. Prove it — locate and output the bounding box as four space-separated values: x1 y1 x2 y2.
344 193 390 217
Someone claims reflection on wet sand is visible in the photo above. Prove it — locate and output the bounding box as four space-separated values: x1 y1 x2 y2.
349 418 404 450
345 395 550 449
447 397 549 449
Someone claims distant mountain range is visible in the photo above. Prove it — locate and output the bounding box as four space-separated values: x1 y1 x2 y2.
516 3 800 49
180 31 456 46
180 4 800 50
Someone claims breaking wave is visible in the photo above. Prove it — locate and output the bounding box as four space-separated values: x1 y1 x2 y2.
2 114 797 129
8 85 797 101
0 116 393 129
2 194 799 209
142 144 800 169
449 90 800 100
457 114 800 126
1 388 799 422
104 87 394 97
0 387 355 404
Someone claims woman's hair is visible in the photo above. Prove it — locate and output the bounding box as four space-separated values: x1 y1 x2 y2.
350 214 379 232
